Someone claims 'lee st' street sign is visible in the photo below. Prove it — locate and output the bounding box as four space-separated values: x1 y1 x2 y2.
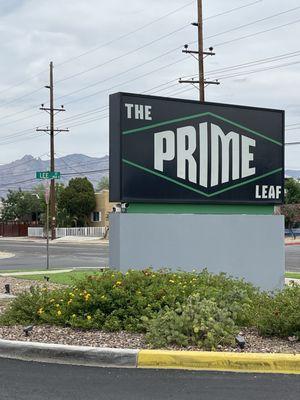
36 171 61 180
109 93 284 204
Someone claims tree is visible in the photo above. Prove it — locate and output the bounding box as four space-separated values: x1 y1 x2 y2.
33 183 66 226
280 204 300 234
1 189 42 222
285 178 300 204
58 178 96 227
96 176 109 191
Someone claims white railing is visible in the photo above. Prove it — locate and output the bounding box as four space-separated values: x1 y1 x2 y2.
28 227 44 237
28 227 106 238
56 227 105 238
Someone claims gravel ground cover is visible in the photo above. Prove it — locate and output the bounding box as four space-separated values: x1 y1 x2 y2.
0 276 64 295
0 276 299 354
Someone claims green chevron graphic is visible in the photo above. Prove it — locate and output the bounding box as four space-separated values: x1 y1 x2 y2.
122 111 282 146
122 159 283 197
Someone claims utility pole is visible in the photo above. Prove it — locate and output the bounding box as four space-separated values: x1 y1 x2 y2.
179 0 220 101
37 61 69 240
197 0 205 101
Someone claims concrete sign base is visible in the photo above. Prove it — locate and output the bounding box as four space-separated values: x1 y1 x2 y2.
109 213 285 291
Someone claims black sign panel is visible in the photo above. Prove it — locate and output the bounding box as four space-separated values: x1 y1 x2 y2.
110 93 284 204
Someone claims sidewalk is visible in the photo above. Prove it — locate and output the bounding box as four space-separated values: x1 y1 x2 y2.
0 236 109 245
285 237 300 246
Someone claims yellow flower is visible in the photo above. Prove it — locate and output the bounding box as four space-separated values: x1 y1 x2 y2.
72 314 76 318
55 304 60 308
69 292 75 297
67 299 72 305
87 315 92 320
115 281 122 286
57 310 62 316
37 308 43 315
101 295 106 300
169 279 175 283
50 299 55 303
84 293 91 301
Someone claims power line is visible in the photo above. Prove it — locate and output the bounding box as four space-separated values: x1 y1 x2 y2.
55 1 194 69
204 0 262 22
56 25 189 85
203 5 300 43
0 1 194 100
212 17 300 48
54 2 264 88
211 59 300 80
56 46 184 101
63 58 187 106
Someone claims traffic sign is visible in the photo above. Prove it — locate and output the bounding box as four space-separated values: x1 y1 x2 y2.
36 171 61 180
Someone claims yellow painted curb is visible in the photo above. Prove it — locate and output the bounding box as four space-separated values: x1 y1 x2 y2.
138 350 300 374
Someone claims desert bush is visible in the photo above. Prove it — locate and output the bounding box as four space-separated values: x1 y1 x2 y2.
145 295 238 349
1 269 299 347
254 284 300 339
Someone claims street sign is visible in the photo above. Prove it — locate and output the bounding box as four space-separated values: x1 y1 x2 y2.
109 92 284 205
36 171 61 180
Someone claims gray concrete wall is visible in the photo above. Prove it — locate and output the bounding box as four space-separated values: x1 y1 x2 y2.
109 213 285 290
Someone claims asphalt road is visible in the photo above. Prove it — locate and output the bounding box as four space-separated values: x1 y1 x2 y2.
0 358 299 400
0 240 108 270
0 240 299 272
285 245 300 272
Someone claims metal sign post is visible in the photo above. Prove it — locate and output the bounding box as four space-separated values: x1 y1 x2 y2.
45 184 50 270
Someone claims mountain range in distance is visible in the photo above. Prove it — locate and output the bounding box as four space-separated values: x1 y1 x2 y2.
0 154 108 198
0 154 299 199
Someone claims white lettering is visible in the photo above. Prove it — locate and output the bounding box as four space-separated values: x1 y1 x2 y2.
255 185 261 199
199 123 208 188
125 103 134 119
276 186 282 198
135 104 144 120
154 131 175 172
269 185 275 199
211 124 240 187
145 105 152 120
242 136 256 178
177 126 197 184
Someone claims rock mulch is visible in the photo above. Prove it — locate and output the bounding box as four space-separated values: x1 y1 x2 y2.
0 276 64 296
0 325 146 349
0 277 299 353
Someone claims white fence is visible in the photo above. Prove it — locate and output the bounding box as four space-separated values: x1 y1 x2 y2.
28 227 44 237
28 227 105 238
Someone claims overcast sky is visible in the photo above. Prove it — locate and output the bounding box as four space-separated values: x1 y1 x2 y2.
0 0 299 169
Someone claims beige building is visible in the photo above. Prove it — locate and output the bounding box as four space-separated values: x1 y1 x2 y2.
90 190 115 228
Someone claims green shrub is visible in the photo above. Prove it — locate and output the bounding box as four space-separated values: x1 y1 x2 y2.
145 295 238 350
255 284 300 339
0 269 257 334
1 269 299 346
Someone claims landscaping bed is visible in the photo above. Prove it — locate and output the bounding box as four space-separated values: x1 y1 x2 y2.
0 325 299 354
0 270 299 353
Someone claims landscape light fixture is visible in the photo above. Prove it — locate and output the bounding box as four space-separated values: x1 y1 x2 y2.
23 325 33 337
4 284 10 294
235 335 246 349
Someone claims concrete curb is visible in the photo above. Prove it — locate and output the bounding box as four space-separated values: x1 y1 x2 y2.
0 339 138 368
138 350 300 374
285 241 300 246
0 339 299 374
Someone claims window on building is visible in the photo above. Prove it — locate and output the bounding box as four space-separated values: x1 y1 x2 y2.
91 212 101 222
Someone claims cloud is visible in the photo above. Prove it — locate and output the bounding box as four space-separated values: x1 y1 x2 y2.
0 0 299 169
